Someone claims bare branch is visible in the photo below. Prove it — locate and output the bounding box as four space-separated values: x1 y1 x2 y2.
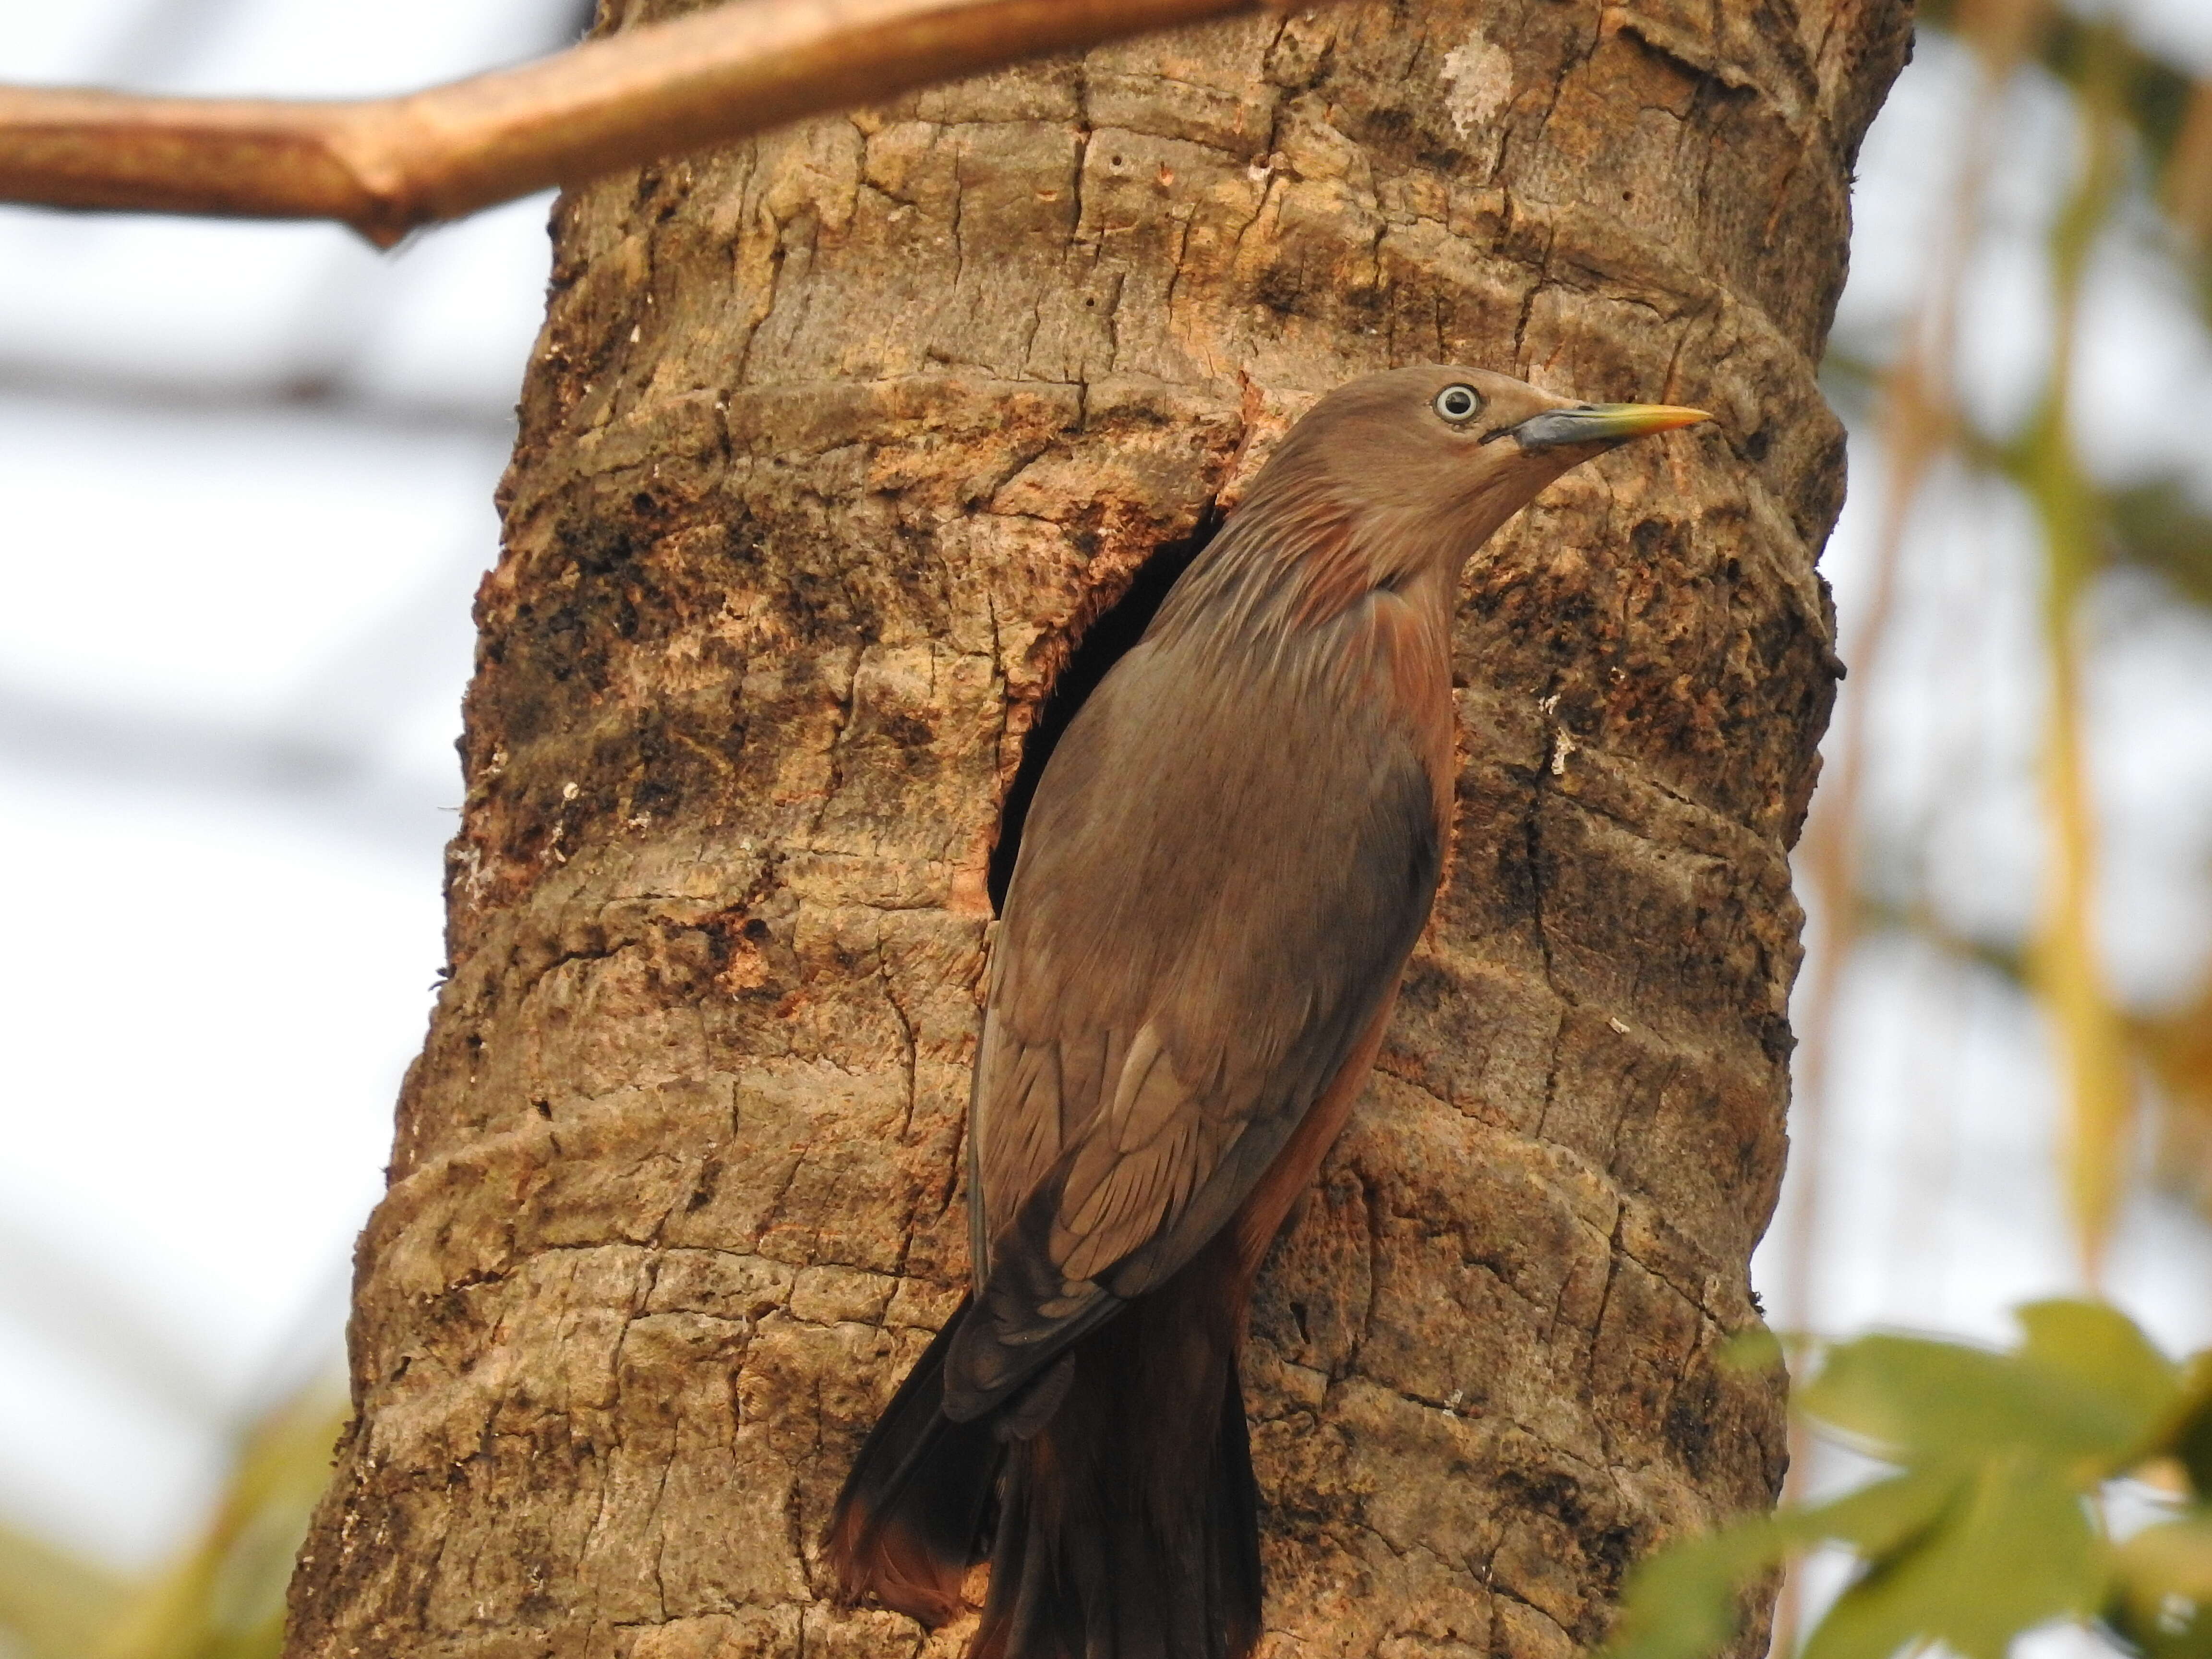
0 0 1291 247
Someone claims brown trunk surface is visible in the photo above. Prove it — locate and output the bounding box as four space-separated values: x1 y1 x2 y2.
285 3 1910 1656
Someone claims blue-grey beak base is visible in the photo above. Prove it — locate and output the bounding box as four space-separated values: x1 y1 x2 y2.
1507 403 1712 451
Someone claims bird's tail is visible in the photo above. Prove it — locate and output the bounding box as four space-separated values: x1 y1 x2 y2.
824 1297 1005 1625
973 1245 1263 1659
826 1250 1263 1659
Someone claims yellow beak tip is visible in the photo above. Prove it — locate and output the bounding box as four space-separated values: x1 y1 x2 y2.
1509 402 1716 450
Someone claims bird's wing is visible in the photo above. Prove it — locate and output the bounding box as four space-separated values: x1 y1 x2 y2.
945 607 1443 1417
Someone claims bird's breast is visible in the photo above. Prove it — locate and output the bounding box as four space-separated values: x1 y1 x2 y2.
1348 588 1455 839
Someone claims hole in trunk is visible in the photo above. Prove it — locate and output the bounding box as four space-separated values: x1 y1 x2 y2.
986 504 1225 914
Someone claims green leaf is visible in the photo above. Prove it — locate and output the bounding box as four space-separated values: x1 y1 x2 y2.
0 1516 126 1659
2117 1513 2212 1599
2018 1300 2181 1459
1779 1468 1964 1558
1800 1334 2107 1465
2170 1356 2212 1497
1801 1303 2179 1473
1602 1473 1960 1659
2111 1512 2212 1659
1803 1453 2106 1659
1717 1325 1786 1375
1602 1517 1788 1659
1603 1303 2196 1659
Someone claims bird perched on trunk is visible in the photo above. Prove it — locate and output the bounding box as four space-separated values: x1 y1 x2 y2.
826 364 1708 1659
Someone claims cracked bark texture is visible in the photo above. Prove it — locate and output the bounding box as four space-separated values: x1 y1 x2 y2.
284 2 1911 1656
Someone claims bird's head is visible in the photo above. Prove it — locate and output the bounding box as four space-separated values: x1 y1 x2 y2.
1266 363 1710 576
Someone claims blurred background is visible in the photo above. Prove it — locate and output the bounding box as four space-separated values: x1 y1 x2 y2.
3 0 2212 1653
0 1 587 1650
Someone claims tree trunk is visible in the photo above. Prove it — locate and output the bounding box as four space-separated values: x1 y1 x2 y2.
285 3 1910 1656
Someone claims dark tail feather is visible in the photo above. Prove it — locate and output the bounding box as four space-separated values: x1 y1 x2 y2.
825 1296 1005 1626
973 1245 1264 1659
1209 1355 1264 1657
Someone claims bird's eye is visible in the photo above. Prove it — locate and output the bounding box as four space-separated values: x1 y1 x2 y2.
1434 384 1482 423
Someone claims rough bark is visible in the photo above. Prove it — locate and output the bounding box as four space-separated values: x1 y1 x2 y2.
285 3 1911 1657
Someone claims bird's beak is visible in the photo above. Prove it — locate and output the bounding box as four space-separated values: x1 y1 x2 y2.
1505 403 1712 451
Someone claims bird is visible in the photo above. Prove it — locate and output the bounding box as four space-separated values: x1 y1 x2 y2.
824 363 1709 1659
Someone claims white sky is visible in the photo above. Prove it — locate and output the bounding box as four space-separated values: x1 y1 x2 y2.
1 0 2211 1588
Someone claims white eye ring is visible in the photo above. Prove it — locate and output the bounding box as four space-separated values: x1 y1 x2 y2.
1434 384 1482 423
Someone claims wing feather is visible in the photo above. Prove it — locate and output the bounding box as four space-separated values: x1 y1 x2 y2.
944 590 1445 1419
